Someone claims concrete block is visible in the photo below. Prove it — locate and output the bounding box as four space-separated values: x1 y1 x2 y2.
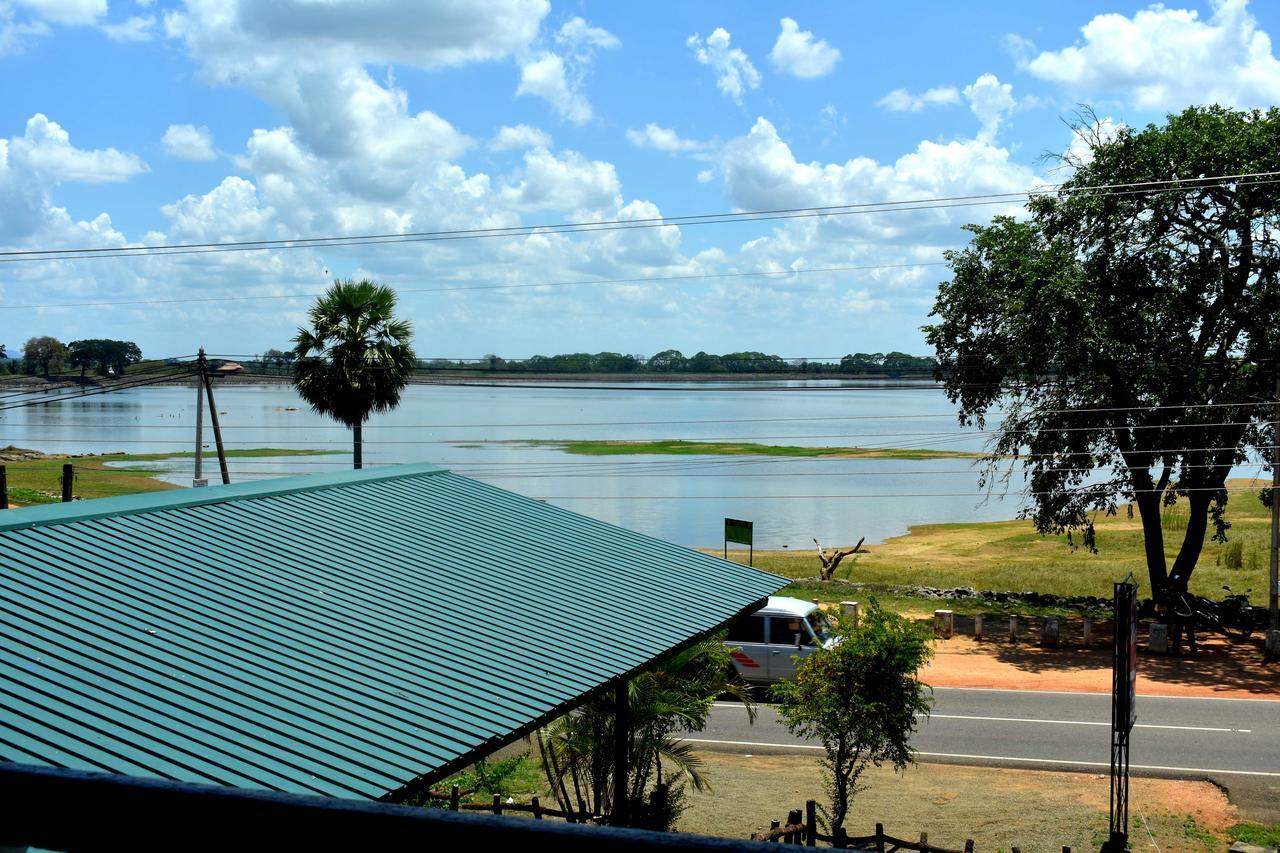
840 601 860 627
1082 617 1093 645
934 610 954 639
1041 617 1061 647
1149 623 1169 654
1009 615 1018 642
974 614 984 638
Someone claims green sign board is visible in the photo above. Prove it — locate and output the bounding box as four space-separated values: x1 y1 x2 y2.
724 518 753 546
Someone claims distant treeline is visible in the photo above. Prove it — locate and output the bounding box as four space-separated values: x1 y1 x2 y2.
244 348 939 377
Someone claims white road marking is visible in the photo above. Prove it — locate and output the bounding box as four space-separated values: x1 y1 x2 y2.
682 738 1280 778
710 703 1249 732
931 686 1280 703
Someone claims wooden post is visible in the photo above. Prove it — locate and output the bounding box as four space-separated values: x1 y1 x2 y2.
1009 615 1018 642
875 823 885 853
1269 372 1280 658
1082 617 1093 645
965 841 975 853
0 463 8 510
769 819 780 844
194 351 206 487
1012 846 1022 853
805 800 817 847
531 795 542 820
492 793 502 816
60 463 73 502
612 678 629 827
449 785 459 811
201 370 230 485
919 831 928 851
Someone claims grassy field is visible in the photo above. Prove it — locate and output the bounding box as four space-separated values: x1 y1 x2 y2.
1 448 341 504
515 439 980 460
749 479 1274 603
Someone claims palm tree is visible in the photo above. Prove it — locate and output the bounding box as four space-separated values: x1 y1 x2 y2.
291 279 417 469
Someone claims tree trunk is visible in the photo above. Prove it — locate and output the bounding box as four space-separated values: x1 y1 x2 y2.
1133 491 1168 595
1169 492 1213 586
353 423 362 470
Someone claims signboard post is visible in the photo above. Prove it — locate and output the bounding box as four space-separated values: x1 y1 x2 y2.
724 518 753 566
1104 579 1138 853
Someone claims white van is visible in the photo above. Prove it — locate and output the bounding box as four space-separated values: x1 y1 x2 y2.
724 596 835 683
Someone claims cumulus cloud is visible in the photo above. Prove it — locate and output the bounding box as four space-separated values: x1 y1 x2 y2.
769 17 840 78
688 28 760 103
877 85 962 112
489 124 553 151
10 114 147 183
516 16 619 124
100 14 155 42
161 124 217 161
963 74 1016 142
1020 0 1280 110
625 123 707 153
13 0 105 26
498 147 620 213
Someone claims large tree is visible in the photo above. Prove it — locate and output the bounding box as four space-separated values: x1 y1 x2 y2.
22 336 66 378
291 279 417 469
926 106 1280 596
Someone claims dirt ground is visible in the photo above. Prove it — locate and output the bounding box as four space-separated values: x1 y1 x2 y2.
680 752 1240 852
923 632 1279 699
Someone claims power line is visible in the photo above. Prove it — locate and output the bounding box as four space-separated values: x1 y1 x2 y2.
4 171 1279 264
0 263 947 311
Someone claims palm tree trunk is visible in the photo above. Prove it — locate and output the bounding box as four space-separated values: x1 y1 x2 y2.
353 423 362 469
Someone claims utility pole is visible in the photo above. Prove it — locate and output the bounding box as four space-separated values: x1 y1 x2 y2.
194 350 207 487
198 350 230 486
1268 373 1280 658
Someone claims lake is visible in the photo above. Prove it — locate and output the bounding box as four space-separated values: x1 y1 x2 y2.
2 379 1046 548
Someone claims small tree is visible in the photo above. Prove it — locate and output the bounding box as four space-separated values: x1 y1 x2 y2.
291 279 416 469
535 636 754 831
773 602 933 834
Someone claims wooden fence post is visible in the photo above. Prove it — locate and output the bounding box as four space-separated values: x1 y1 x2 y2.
449 785 459 811
0 463 8 510
965 841 974 853
919 831 929 851
1012 846 1022 853
492 793 502 816
531 795 542 820
875 822 885 853
769 819 780 843
61 463 73 502
805 800 817 847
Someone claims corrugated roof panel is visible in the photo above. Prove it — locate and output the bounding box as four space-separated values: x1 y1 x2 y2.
0 463 786 799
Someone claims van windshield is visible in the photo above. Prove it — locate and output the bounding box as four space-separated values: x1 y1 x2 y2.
807 612 833 644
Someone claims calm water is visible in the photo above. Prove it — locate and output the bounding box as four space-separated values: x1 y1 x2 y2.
2 379 1032 547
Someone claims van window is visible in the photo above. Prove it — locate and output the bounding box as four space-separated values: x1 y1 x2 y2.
726 615 766 643
770 616 806 645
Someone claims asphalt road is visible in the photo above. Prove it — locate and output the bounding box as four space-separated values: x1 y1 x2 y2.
692 687 1280 781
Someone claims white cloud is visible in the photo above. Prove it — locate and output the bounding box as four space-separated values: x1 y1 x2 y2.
1021 0 1280 110
697 168 715 183
625 123 706 153
688 27 760 103
0 9 49 56
161 123 217 161
489 124 553 151
516 16 619 124
877 85 961 112
10 114 147 183
498 147 620 213
963 74 1016 142
13 0 104 26
769 17 840 78
100 14 154 41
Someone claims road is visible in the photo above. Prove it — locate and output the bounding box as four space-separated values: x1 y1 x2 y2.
693 687 1280 781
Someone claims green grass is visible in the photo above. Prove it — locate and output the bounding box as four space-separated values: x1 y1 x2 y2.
1 448 341 503
521 439 980 460
735 480 1274 604
1228 821 1280 848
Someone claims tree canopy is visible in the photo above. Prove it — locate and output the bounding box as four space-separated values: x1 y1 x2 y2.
67 339 143 377
926 105 1280 595
22 336 66 378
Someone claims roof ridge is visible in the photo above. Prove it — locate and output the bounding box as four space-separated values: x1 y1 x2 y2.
0 462 447 533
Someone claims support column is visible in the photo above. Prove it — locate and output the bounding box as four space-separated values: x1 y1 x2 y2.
612 679 629 827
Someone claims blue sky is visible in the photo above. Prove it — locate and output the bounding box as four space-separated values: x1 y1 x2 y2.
3 0 1279 360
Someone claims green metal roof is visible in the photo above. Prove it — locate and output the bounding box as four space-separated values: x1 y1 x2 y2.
0 463 786 800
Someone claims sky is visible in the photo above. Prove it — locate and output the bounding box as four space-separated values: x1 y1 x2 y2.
3 0 1280 361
